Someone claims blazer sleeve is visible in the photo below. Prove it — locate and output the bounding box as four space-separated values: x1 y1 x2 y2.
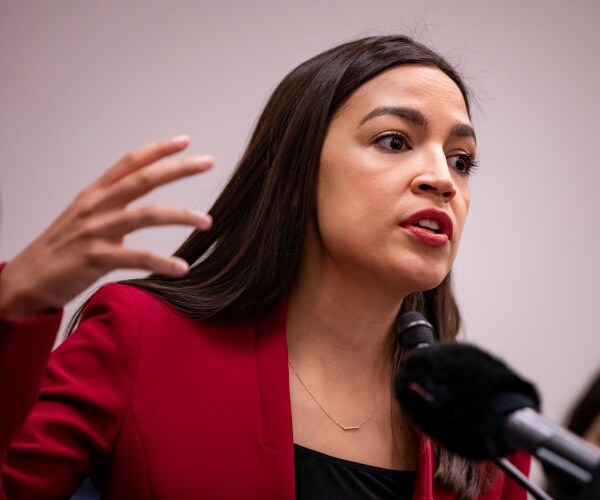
2 283 143 499
0 306 61 482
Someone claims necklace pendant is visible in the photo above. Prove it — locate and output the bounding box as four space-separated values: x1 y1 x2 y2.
288 357 379 432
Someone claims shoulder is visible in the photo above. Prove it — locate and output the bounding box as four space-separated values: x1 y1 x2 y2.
78 282 271 348
68 284 288 376
82 282 165 317
78 282 190 337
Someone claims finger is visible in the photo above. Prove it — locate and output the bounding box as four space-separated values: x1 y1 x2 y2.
98 155 213 209
89 205 212 237
88 246 192 277
95 135 191 187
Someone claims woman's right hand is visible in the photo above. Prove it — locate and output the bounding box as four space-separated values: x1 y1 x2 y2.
0 135 213 320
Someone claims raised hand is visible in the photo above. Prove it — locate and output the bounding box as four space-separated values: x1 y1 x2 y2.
0 135 213 319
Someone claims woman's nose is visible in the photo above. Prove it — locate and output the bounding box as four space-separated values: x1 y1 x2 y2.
410 153 456 201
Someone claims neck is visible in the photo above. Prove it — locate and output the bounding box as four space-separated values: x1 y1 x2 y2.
287 255 408 378
286 248 420 461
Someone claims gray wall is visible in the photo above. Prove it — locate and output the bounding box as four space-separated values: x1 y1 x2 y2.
2 0 599 486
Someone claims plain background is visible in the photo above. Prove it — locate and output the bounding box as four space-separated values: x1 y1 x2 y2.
1 0 599 489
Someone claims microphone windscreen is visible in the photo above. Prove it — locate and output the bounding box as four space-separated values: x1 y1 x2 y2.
394 343 540 460
395 311 435 349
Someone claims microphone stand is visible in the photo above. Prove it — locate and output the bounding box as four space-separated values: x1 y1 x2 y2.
492 457 553 500
504 407 600 500
493 455 600 500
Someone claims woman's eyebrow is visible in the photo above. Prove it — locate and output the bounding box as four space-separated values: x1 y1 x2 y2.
451 123 477 142
359 105 477 143
359 106 427 126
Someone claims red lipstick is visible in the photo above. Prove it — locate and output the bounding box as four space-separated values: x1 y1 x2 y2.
400 209 454 247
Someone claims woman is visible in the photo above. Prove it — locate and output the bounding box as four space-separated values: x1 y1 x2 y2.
1 35 529 499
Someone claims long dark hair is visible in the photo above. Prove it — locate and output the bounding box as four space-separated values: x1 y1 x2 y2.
126 35 471 323
566 370 600 437
74 35 486 497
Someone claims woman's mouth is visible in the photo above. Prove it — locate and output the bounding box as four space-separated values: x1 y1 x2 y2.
400 210 453 247
413 219 442 233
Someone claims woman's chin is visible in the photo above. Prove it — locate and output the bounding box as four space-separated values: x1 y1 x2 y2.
386 266 450 295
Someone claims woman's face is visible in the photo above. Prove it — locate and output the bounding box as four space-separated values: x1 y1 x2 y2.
310 65 475 294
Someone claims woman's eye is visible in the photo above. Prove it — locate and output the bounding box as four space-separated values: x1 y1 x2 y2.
376 133 408 152
448 154 478 176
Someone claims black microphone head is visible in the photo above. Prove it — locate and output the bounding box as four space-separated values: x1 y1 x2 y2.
396 311 435 349
394 343 540 460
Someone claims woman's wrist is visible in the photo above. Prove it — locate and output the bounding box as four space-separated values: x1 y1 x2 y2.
0 263 54 320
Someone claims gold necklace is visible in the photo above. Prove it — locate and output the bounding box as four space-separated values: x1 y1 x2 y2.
288 357 380 431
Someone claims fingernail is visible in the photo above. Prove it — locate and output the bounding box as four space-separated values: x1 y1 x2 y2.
172 135 190 146
173 258 190 274
196 213 213 228
191 155 214 166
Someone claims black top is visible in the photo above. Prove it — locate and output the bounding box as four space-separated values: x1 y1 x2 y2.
294 444 416 500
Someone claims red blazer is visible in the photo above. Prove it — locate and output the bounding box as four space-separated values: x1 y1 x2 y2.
0 264 60 500
2 283 529 499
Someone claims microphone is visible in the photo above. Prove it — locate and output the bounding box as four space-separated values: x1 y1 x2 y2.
394 343 600 497
395 311 435 350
